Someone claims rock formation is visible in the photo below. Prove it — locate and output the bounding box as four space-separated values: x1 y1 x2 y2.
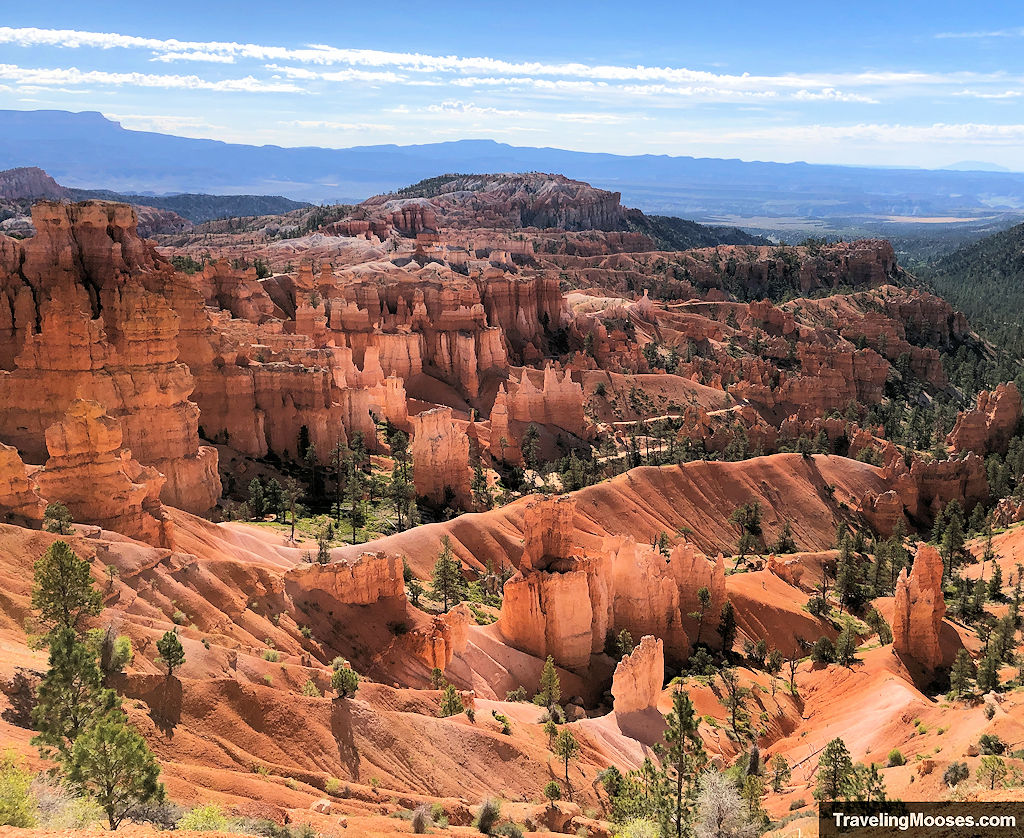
32 399 168 545
611 635 664 715
0 443 44 526
947 382 1023 456
498 496 611 671
892 543 946 670
284 551 405 606
0 202 220 514
411 408 472 506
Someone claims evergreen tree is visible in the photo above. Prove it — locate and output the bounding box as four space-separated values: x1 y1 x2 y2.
988 562 1004 600
950 649 975 698
977 645 1001 693
438 684 464 717
430 535 466 612
32 541 102 638
815 738 853 802
65 709 165 829
769 754 791 793
661 687 706 838
155 631 185 678
247 478 265 520
32 628 118 762
535 655 561 708
835 622 857 667
331 666 359 698
554 728 579 784
689 586 712 647
43 502 73 535
718 600 737 659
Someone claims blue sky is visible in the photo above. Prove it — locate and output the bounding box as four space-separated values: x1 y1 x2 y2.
1 1 1023 168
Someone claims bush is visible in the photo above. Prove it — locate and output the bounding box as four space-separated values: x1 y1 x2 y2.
31 780 104 830
985 703 996 720
495 823 524 838
980 734 1006 755
887 749 905 767
172 609 188 625
331 666 359 698
263 649 280 662
325 778 341 795
811 636 835 664
411 804 433 834
177 804 230 832
505 686 527 702
476 798 501 834
614 820 660 838
543 780 561 802
944 761 970 788
0 750 36 827
789 799 806 811
301 679 321 697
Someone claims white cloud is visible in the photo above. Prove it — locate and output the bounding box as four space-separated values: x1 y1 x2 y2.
0 63 303 93
150 51 235 64
278 119 395 131
936 28 1024 39
662 122 1024 146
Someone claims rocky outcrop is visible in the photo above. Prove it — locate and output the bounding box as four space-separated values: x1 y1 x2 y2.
498 496 611 671
859 489 905 537
892 543 946 670
0 202 220 514
611 635 664 715
947 383 1023 456
285 551 406 606
411 408 472 507
0 443 44 526
490 365 588 463
403 603 472 672
0 166 70 200
32 399 168 545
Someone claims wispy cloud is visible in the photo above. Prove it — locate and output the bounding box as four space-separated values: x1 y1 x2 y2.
936 27 1024 39
0 63 303 93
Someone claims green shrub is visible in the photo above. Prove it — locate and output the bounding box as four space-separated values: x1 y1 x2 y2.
476 798 501 834
887 749 905 767
543 780 561 801
325 778 341 795
789 799 806 811
263 649 280 662
172 609 188 625
0 750 36 827
301 679 321 697
177 804 229 832
505 686 527 702
331 666 359 698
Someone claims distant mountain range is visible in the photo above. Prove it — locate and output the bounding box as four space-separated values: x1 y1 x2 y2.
4 109 1024 223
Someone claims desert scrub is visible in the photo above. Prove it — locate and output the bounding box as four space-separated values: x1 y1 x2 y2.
177 804 229 832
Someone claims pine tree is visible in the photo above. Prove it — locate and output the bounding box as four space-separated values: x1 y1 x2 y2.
65 709 165 829
835 621 857 667
438 684 464 717
718 600 737 659
43 502 73 535
815 738 853 801
535 655 561 708
950 649 975 698
770 754 791 792
977 646 1001 693
554 728 579 784
32 541 102 638
247 478 265 519
689 586 712 647
430 535 466 612
155 631 185 678
32 628 118 762
661 687 706 838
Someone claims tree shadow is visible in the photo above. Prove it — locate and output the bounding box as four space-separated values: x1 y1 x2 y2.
330 698 361 780
0 669 39 728
147 676 182 739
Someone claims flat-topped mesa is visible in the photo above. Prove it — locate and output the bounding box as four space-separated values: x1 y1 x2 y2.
498 495 612 671
358 173 628 233
411 407 472 507
611 635 665 715
32 399 168 546
0 202 221 514
892 543 946 670
947 382 1023 456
